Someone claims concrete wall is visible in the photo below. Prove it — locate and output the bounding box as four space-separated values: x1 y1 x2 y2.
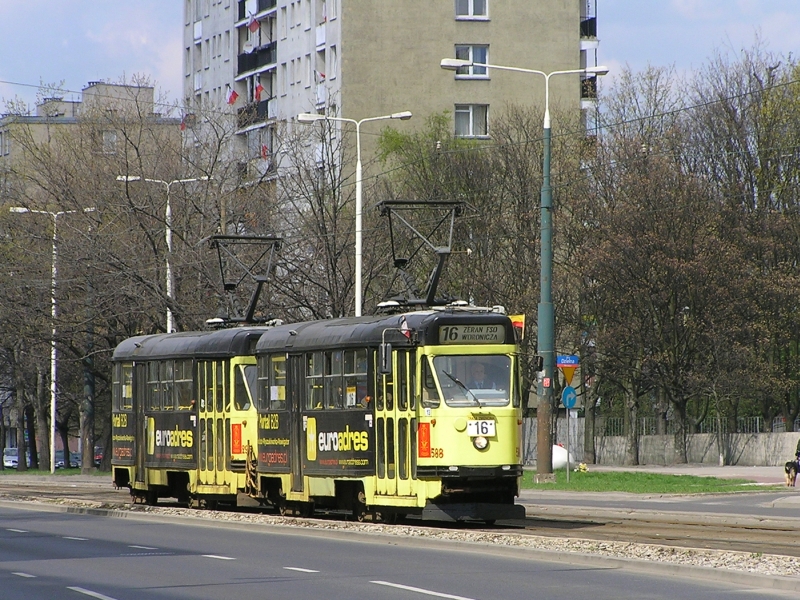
523 418 800 467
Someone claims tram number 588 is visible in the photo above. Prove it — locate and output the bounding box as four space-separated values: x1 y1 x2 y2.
431 447 444 458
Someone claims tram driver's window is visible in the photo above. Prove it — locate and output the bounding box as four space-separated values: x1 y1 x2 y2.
121 364 133 410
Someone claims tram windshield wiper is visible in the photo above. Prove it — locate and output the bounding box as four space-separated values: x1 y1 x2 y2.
443 371 482 407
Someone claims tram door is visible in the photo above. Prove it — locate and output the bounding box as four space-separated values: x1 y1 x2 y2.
288 354 304 493
376 349 416 496
198 360 228 486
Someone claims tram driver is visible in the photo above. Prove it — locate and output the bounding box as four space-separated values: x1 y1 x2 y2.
468 361 495 390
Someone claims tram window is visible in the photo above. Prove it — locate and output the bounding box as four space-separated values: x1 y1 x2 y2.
216 418 224 470
162 361 174 410
409 354 416 410
387 417 396 479
421 357 441 408
375 353 384 411
325 351 343 409
234 365 252 410
114 364 133 411
147 362 160 410
398 418 408 480
344 349 368 408
216 362 224 412
200 361 213 413
176 360 193 410
306 352 324 409
398 352 408 410
376 417 385 478
225 417 231 470
271 355 287 410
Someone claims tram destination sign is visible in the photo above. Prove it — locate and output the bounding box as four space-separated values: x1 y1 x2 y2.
439 324 505 345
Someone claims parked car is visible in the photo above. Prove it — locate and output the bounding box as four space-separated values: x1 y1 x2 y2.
70 452 82 468
54 450 65 469
94 446 104 466
3 447 18 468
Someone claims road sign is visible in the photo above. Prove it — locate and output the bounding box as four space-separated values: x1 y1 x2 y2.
556 355 579 367
561 385 577 409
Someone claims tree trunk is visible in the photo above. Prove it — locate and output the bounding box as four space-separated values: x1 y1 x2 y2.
35 366 50 471
623 383 639 466
25 404 38 469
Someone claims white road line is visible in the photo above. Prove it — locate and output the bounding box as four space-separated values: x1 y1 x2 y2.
371 580 477 600
63 536 88 541
202 554 236 560
12 572 35 578
67 586 119 600
128 545 157 550
283 567 320 573
6 528 27 533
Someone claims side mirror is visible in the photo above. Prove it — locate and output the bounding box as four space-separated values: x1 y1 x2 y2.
379 343 393 375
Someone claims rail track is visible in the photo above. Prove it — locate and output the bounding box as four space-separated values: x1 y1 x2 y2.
1 476 798 558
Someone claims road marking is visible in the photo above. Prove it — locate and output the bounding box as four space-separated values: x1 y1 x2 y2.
128 545 157 550
63 536 88 541
6 528 27 533
283 567 319 573
12 572 35 578
202 554 236 560
67 586 119 600
371 581 477 600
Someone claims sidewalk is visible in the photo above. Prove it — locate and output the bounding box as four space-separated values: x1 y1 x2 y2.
581 463 785 485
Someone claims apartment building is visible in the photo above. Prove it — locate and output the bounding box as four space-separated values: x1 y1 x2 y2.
183 0 600 174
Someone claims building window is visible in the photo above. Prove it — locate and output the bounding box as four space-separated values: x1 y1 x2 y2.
454 104 488 138
455 0 488 19
454 45 488 77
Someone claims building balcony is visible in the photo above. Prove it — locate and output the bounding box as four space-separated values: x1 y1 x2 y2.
581 76 598 100
238 0 277 21
238 42 277 75
580 17 597 38
237 98 275 129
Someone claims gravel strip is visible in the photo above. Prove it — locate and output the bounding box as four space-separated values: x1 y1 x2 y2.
16 496 796 579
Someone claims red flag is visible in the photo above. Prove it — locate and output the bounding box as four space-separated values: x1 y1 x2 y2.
226 87 239 105
254 83 265 102
179 116 187 131
248 14 260 33
400 316 411 338
261 144 269 160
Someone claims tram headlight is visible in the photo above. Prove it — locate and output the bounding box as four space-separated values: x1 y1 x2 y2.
473 436 489 451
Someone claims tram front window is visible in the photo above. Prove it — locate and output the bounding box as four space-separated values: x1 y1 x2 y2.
432 355 511 407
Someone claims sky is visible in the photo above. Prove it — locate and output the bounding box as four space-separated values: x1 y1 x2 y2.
1 1 798 112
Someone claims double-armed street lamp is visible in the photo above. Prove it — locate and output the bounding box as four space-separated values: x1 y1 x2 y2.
9 206 96 473
116 175 211 333
441 58 608 476
297 110 412 317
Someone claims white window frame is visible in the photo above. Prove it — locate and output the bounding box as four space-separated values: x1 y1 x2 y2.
454 45 488 78
454 104 489 138
455 0 488 20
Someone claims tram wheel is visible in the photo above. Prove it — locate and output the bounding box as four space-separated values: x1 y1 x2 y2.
353 490 367 522
299 502 314 518
278 501 288 516
145 489 158 506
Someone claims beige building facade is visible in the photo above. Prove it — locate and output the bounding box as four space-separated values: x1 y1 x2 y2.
183 0 600 170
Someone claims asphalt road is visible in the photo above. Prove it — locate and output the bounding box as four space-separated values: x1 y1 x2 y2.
0 504 795 600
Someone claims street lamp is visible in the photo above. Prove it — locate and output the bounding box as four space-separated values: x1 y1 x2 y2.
441 58 608 476
297 110 412 317
9 206 96 474
116 175 211 333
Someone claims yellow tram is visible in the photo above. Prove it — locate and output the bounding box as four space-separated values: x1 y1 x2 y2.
253 305 525 522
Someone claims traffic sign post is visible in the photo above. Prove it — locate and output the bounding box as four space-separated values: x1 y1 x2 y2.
557 356 580 483
561 386 576 482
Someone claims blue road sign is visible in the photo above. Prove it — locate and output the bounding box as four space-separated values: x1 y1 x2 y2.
561 386 577 409
557 355 579 367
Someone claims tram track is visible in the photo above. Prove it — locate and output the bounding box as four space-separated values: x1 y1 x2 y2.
1 476 798 558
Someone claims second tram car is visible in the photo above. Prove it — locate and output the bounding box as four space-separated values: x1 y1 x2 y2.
112 327 269 506
253 305 525 522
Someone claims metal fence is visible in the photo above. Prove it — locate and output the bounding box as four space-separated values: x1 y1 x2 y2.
601 415 799 437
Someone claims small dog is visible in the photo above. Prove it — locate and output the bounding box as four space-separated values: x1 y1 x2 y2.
784 461 798 487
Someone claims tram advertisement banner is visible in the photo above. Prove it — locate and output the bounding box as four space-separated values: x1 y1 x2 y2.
257 410 292 473
111 411 135 465
304 411 374 476
145 412 196 468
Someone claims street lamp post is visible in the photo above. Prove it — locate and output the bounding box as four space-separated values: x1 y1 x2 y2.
441 58 608 477
116 175 210 333
9 206 96 474
297 110 412 317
